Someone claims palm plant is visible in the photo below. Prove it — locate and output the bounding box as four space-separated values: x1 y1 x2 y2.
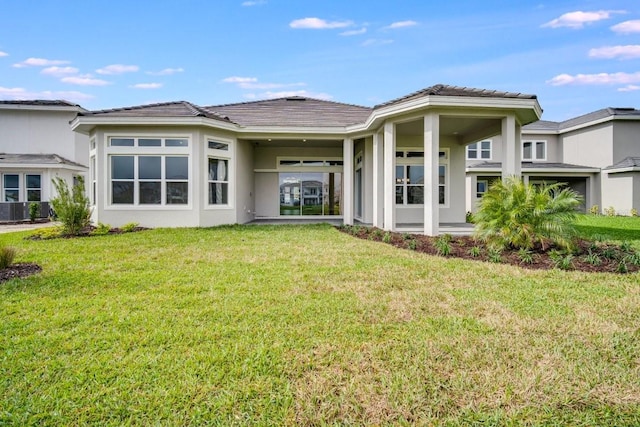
473 176 582 250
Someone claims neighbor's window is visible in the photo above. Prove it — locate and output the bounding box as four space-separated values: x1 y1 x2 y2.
523 141 546 161
3 174 19 202
26 174 41 202
467 140 492 160
208 158 228 204
110 155 189 205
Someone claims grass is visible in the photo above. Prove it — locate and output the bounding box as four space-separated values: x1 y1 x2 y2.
575 214 640 247
1 223 640 425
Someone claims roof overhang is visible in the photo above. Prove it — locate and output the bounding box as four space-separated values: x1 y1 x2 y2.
466 166 600 174
0 162 87 171
0 104 86 113
604 167 640 174
71 116 239 134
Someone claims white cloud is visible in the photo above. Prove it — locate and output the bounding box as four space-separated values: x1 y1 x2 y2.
0 51 8 57
41 66 79 77
542 10 624 29
611 20 640 34
95 64 139 75
0 86 93 102
340 28 367 36
362 39 394 47
247 90 333 100
61 75 110 86
618 85 640 92
289 17 353 29
241 0 266 5
589 45 640 60
547 71 640 86
13 57 70 68
146 67 184 76
385 20 418 29
222 76 257 84
130 83 163 89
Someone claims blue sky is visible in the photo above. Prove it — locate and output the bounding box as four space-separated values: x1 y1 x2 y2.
1 0 639 121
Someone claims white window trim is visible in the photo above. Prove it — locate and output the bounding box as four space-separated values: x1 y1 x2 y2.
395 148 449 208
522 140 547 162
104 133 192 210
2 172 43 203
466 140 492 160
205 135 235 210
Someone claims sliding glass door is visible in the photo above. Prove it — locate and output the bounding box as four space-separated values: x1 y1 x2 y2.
279 172 342 216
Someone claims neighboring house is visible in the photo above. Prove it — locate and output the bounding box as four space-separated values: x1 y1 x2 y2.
71 84 542 234
465 107 640 215
0 101 89 221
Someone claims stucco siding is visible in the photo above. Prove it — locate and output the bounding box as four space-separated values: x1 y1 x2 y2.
562 123 613 168
612 122 640 163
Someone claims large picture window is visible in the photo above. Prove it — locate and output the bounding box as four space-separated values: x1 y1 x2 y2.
110 155 188 205
279 172 342 216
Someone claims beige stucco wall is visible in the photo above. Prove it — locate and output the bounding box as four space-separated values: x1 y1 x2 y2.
562 123 614 168
601 172 638 215
612 122 640 164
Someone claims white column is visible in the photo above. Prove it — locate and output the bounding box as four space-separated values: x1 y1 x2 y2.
372 131 384 228
501 115 521 180
423 113 439 236
383 122 395 231
342 138 354 225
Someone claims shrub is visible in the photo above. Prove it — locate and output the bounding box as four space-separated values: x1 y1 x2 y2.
550 250 574 270
0 246 17 269
488 248 502 263
604 206 616 217
473 176 582 251
434 235 452 256
469 246 481 257
31 226 64 240
517 248 534 264
465 211 475 223
583 250 602 266
121 222 139 233
50 176 91 236
29 203 40 222
91 222 112 236
589 205 600 215
631 208 638 217
407 239 417 251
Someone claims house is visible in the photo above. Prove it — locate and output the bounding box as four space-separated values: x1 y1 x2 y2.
70 84 542 234
0 100 89 221
465 107 640 215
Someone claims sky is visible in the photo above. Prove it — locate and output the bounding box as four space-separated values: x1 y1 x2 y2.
1 0 639 121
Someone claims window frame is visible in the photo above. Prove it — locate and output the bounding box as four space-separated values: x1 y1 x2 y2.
395 148 448 207
205 135 234 209
105 133 192 209
466 140 492 160
522 140 547 161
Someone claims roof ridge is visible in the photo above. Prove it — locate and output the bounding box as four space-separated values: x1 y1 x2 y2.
86 100 189 115
205 96 371 111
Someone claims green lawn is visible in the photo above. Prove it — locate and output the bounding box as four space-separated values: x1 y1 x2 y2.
1 223 639 425
575 214 640 246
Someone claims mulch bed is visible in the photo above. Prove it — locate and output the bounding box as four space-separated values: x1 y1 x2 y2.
0 263 42 283
338 225 640 274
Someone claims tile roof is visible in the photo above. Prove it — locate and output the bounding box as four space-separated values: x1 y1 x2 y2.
604 156 640 170
467 161 598 170
558 107 640 130
0 153 87 168
522 120 560 132
374 84 537 109
205 97 372 127
0 100 81 107
79 101 232 123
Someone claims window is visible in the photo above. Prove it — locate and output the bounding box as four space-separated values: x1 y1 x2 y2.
26 174 41 202
395 149 448 205
523 141 546 161
109 137 189 147
208 140 229 150
3 174 19 202
208 158 228 204
90 156 96 205
467 140 492 160
476 180 488 198
110 155 188 205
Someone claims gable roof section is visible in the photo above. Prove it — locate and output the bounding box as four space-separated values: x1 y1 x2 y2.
79 101 232 123
375 84 537 110
467 161 599 173
558 107 640 131
522 120 560 132
205 97 372 127
0 153 87 169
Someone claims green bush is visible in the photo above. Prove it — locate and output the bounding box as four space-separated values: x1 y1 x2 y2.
29 202 39 222
473 176 582 250
121 222 139 233
50 176 91 236
0 246 16 269
32 226 64 240
631 208 638 217
589 205 600 215
434 235 452 256
604 206 616 217
91 222 112 236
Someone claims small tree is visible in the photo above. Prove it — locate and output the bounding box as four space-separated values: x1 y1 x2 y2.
50 176 91 235
473 176 582 250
